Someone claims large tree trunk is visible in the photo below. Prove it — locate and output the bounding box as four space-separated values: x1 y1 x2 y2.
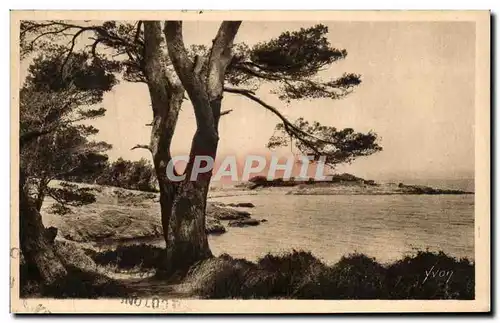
143 21 211 273
142 21 240 273
19 169 67 285
165 126 219 271
167 180 212 272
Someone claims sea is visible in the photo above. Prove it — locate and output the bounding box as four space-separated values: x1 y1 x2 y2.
207 178 475 265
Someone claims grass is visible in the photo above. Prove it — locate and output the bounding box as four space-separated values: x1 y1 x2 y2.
20 263 130 299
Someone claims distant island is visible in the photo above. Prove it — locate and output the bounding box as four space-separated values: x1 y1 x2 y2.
237 173 474 195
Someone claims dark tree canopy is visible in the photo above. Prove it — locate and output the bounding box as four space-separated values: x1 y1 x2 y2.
19 19 384 215
268 118 381 165
20 52 114 214
19 19 384 278
92 157 159 192
20 50 116 147
23 21 381 168
20 21 380 170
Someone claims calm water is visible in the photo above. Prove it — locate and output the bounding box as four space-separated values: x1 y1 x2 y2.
208 194 474 265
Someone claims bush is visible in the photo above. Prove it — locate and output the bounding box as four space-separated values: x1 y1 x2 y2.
293 253 387 299
257 250 326 297
386 251 474 299
49 203 72 215
183 254 277 299
183 255 253 298
94 158 159 192
181 250 474 300
89 244 166 271
38 246 473 300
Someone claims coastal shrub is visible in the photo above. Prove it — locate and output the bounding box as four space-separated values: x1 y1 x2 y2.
293 253 387 299
182 254 282 299
181 250 473 300
182 254 255 298
386 251 474 299
77 246 475 300
184 251 328 298
90 244 166 271
257 250 327 297
85 157 159 192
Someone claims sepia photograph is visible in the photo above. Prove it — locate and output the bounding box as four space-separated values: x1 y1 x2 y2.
9 10 490 313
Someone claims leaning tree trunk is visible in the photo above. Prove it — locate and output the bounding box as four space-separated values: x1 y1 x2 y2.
19 169 67 285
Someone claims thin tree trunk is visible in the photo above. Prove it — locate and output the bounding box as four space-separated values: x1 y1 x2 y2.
19 169 67 285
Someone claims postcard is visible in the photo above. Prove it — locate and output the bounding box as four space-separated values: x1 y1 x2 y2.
10 10 490 313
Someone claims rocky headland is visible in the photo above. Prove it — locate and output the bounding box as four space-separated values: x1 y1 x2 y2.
238 173 474 195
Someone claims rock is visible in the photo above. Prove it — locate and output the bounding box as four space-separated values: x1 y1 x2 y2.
206 203 251 220
53 208 163 243
227 202 255 208
260 219 268 223
228 218 260 227
206 217 226 235
53 240 98 272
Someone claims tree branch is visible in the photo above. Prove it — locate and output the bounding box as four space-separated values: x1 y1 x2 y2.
90 37 106 58
223 86 337 149
60 27 95 75
143 21 179 91
165 21 218 135
210 22 242 63
26 26 74 51
20 115 89 149
223 86 302 133
131 144 151 151
207 21 242 99
164 21 194 86
220 109 233 116
23 21 144 76
223 86 256 95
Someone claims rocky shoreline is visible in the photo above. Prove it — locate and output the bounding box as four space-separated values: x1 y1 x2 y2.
40 175 471 248
284 182 474 195
40 183 266 247
237 173 473 196
206 201 265 234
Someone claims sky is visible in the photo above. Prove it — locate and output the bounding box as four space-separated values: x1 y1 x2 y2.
22 21 476 181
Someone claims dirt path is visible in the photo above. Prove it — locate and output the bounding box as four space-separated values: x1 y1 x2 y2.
116 277 197 299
